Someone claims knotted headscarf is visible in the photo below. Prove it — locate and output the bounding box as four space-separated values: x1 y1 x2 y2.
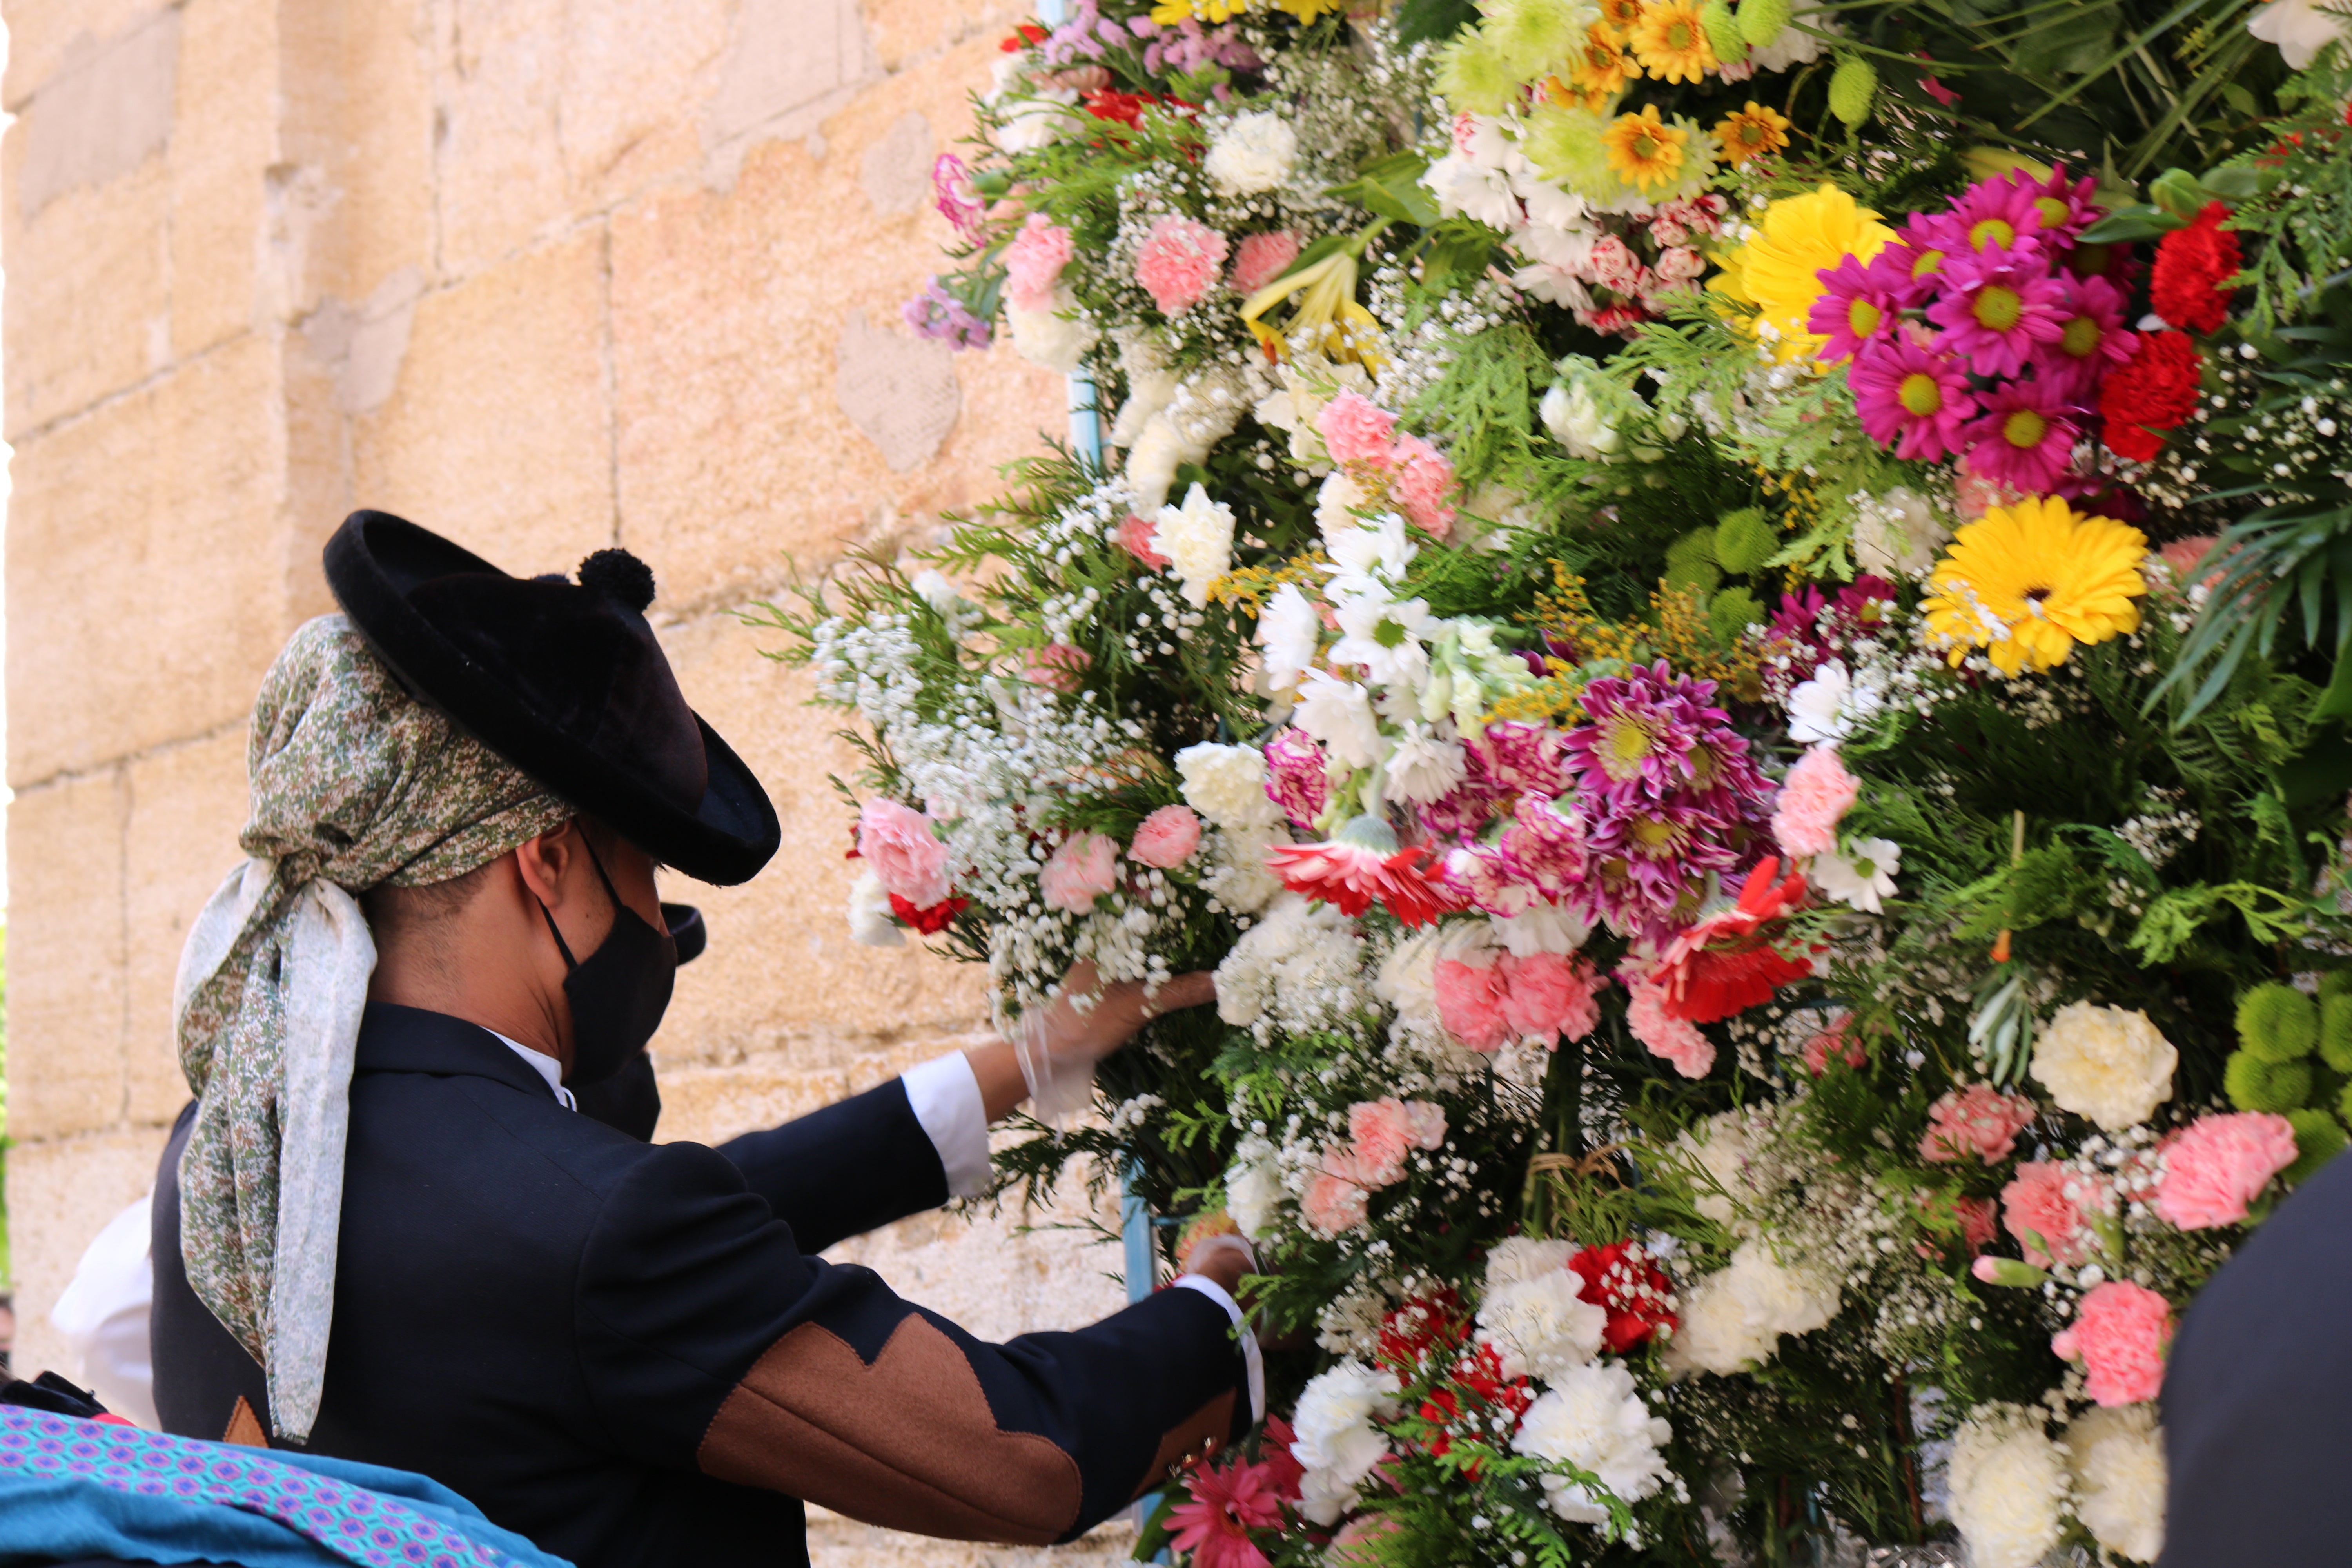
175 615 573 1442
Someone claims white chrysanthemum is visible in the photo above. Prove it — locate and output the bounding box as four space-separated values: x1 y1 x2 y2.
1290 1360 1401 1526
1006 282 1096 373
1375 920 1496 1043
1949 1405 2067 1568
1325 515 1414 588
1332 590 1437 687
1539 377 1622 461
1511 1362 1675 1524
2031 1001 2178 1131
1294 668 1381 769
1748 0 1838 71
1254 582 1322 698
1383 730 1468 805
1203 109 1299 194
2065 1404 2165 1564
1425 149 1523 229
1201 824 1286 915
1484 1236 1577 1287
1176 743 1281 833
1152 483 1236 609
1664 1241 1838 1375
1850 486 1948 578
846 868 904 947
2249 0 2349 67
1214 893 1368 1036
1814 836 1900 913
1492 899 1592 956
1225 1133 1283 1240
991 89 1078 153
1479 1270 1608 1381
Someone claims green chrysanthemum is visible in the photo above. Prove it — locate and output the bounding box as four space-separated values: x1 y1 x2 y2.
2227 1048 2312 1114
1482 0 1595 81
1521 102 1635 203
1436 31 1524 116
2238 981 2319 1062
2285 1108 2349 1186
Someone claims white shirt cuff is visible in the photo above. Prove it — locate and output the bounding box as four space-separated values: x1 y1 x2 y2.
1173 1275 1265 1425
902 1051 992 1200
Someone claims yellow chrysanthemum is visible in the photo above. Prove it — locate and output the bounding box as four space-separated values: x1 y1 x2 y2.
1603 104 1688 192
1630 0 1715 83
1715 101 1791 166
1597 0 1646 36
1565 23 1640 100
1271 0 1343 19
1716 183 1894 360
1151 0 1257 21
1920 496 2150 676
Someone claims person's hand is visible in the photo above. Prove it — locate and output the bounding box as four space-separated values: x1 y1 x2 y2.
1183 1231 1254 1298
1035 958 1216 1073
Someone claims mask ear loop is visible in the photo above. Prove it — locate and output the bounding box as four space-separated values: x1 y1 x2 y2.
535 832 623 972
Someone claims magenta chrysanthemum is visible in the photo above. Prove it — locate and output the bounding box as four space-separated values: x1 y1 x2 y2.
2037 273 2137 399
1807 251 1904 363
1883 212 1960 307
1850 333 1977 461
1960 377 2081 492
1945 170 2049 260
2025 165 2101 245
1926 246 2067 378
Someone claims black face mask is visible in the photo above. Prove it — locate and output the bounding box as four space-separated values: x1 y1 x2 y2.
534 840 677 1088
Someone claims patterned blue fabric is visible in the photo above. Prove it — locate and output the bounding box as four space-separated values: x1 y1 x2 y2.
0 1406 573 1568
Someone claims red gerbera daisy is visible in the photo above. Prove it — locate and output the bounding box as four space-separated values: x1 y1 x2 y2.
1650 857 1815 1022
1266 826 1465 927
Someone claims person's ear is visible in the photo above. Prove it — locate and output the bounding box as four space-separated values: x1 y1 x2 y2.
513 821 582 909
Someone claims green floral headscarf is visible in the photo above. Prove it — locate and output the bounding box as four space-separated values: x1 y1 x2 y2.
174 614 572 1442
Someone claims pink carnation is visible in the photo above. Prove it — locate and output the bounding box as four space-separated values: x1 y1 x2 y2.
1315 390 1397 466
1496 952 1601 1047
1955 1195 1999 1252
1004 213 1077 313
1263 728 1329 829
1626 976 1715 1078
1129 804 1203 869
1920 1085 2039 1165
1302 1147 1370 1236
1134 216 1230 315
1021 642 1091 694
1389 435 1457 538
1230 229 1303 295
1771 744 1859 859
1040 831 1120 913
2051 1280 2172 1406
2001 1160 2108 1267
1800 1013 1866 1075
1433 958 1510 1051
1117 513 1172 569
1349 1096 1447 1187
857 799 952 907
2156 1111 2300 1230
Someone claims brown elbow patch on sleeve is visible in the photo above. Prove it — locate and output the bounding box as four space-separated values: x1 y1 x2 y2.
1127 1389 1236 1503
696 1316 1083 1545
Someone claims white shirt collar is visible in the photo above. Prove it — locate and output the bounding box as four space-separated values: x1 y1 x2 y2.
489 1030 576 1111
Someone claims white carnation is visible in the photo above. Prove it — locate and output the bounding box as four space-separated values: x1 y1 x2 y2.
2249 0 2349 67
1290 1360 1400 1526
1786 659 1853 746
991 89 1078 153
1540 377 1622 461
1375 920 1496 1044
1676 1111 1756 1227
1484 1236 1577 1287
1201 824 1286 915
1203 110 1299 194
1006 282 1096 373
1293 668 1381 769
1665 1240 1838 1375
1949 1405 2067 1568
1225 1134 1284 1240
1176 742 1281 833
1492 898 1592 956
1511 1362 1675 1524
846 868 904 947
1849 485 1948 578
2030 1001 2177 1131
2065 1404 2165 1564
1152 482 1236 608
1124 416 1190 513
1479 1270 1608 1381
1814 836 1900 913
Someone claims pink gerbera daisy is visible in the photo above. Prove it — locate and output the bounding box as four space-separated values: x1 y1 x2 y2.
1960 377 2081 492
2026 165 2102 245
1168 1458 1283 1568
1945 170 2049 259
1808 252 1904 363
1850 333 1977 461
2037 273 2137 399
1885 212 1962 306
1927 247 2067 378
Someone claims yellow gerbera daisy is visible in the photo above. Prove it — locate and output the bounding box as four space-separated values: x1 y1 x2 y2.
1715 101 1792 166
1920 496 2150 676
1603 105 1688 192
1566 23 1640 100
1271 0 1343 18
1718 183 1895 360
1151 0 1254 22
1596 0 1646 39
1630 0 1716 83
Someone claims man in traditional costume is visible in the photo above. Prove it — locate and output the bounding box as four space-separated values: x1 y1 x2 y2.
147 512 1258 1568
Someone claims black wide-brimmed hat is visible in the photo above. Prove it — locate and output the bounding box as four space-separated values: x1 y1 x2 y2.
323 510 780 887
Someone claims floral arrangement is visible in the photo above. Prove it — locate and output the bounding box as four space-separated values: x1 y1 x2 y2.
762 1 2352 1563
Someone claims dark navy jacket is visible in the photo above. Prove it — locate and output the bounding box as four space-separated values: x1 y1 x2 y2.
149 1004 1249 1568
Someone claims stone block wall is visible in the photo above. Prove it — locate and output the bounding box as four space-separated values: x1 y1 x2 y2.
3 4 1136 1562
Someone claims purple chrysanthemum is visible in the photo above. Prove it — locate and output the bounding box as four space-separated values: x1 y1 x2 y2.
1563 663 1710 804
1960 377 2082 492
1927 246 2068 378
1850 332 1978 461
1808 252 1905 363
2036 272 2137 399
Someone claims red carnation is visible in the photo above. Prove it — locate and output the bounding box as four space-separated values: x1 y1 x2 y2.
1000 22 1049 49
2099 331 2202 461
888 893 967 934
1569 1239 1679 1352
2150 202 2241 335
